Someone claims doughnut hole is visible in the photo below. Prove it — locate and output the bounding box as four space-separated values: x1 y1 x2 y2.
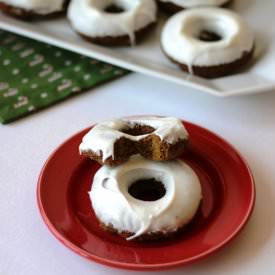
104 4 125 13
193 22 224 43
128 178 166 201
91 0 140 14
181 15 236 43
198 30 222 42
119 124 155 136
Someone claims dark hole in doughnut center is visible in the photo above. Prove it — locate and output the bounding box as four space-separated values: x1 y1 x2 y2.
120 124 155 136
128 178 166 201
198 30 222 42
104 4 125 13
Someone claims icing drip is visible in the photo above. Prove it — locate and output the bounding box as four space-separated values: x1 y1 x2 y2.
129 8 156 45
90 156 202 240
79 116 189 161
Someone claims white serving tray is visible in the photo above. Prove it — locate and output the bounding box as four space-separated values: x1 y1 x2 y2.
0 0 275 97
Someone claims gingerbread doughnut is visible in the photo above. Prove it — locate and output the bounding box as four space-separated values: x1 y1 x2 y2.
79 116 189 166
0 0 68 19
90 155 202 240
161 7 254 78
68 0 157 46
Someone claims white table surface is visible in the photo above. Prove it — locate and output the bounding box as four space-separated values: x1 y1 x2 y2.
1 73 275 275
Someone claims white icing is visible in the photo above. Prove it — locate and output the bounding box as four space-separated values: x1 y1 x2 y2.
68 0 157 45
0 0 65 14
159 0 229 8
161 7 254 71
79 116 189 162
90 156 202 240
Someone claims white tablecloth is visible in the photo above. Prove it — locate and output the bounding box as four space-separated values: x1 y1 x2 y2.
1 73 275 275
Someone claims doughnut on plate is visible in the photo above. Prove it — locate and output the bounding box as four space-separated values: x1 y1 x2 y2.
37 120 255 270
1 0 275 96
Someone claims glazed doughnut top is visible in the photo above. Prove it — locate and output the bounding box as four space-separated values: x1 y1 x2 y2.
79 116 189 162
68 0 157 45
0 0 66 14
161 7 254 69
159 0 229 8
90 156 202 240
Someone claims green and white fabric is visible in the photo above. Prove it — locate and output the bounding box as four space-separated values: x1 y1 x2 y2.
0 29 128 124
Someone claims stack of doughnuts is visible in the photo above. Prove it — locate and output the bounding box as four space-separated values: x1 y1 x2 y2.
79 116 202 241
0 0 255 78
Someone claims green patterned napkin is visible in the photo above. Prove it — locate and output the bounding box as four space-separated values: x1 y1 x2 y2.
0 29 129 124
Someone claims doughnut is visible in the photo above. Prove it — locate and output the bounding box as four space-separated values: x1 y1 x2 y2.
90 155 202 241
79 116 189 166
158 0 231 14
161 7 254 78
68 0 157 47
0 0 68 19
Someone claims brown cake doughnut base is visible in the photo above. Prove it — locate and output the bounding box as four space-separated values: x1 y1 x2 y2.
0 1 68 20
163 46 254 78
76 22 156 47
157 0 232 14
100 222 187 241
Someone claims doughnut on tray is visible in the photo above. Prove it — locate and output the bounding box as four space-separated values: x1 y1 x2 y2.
0 0 274 97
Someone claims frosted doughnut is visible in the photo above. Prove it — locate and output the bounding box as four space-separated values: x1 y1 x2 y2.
79 116 189 166
68 0 157 46
0 0 67 15
158 0 231 11
90 156 202 240
161 7 254 78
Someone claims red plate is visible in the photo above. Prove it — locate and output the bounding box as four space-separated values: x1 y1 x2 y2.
37 121 255 271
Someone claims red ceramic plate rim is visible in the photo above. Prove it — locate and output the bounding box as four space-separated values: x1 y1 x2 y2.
37 120 255 270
